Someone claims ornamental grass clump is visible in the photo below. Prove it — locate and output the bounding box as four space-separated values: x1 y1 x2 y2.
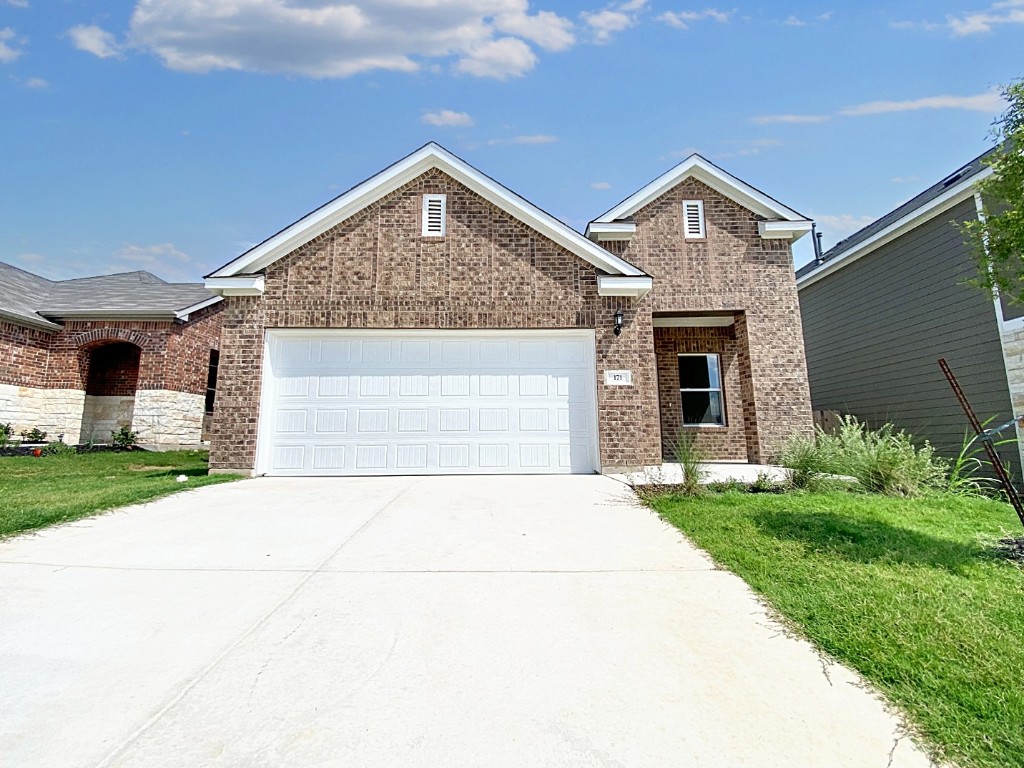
780 416 947 497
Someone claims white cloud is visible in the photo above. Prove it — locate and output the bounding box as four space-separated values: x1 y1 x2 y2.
840 90 1005 116
108 243 198 281
4 0 29 7
105 0 574 80
68 24 123 59
494 9 574 51
891 175 920 184
13 252 45 264
581 9 633 42
657 8 733 30
750 113 830 124
422 109 474 127
0 27 24 63
590 181 612 189
455 37 536 79
948 0 1024 35
783 15 806 26
485 134 558 145
23 76 48 89
813 213 875 241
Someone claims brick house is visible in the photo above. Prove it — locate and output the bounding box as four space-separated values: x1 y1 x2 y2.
204 143 813 476
0 264 223 446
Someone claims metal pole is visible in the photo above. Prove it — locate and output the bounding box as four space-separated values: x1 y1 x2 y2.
939 357 1024 529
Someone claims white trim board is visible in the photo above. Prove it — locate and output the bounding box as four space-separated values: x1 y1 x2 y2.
587 153 810 240
653 316 735 328
208 143 645 292
797 166 993 289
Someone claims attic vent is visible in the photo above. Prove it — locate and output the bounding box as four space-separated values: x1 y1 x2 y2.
683 200 705 239
422 194 446 236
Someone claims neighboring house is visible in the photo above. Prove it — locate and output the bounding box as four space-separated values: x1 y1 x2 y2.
0 263 223 447
204 142 814 476
797 148 1024 479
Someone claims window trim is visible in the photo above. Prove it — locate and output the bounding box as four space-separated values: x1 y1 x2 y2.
682 199 706 239
678 353 726 427
422 193 447 237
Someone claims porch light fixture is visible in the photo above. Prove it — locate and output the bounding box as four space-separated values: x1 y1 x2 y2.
613 308 624 336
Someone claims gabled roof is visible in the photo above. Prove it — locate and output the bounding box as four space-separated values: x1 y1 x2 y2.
206 142 649 294
796 147 997 287
586 153 812 240
0 262 219 331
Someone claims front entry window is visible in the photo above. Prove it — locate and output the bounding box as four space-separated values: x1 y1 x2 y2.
678 354 725 426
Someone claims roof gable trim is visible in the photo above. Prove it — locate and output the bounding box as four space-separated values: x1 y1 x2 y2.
208 143 645 286
587 154 809 235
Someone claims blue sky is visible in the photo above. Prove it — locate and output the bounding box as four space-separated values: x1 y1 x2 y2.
1 0 1021 282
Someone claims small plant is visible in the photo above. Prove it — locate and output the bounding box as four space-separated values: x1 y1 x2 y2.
110 425 138 450
749 471 785 494
19 427 48 443
670 429 709 496
779 432 835 490
0 422 12 447
41 440 76 456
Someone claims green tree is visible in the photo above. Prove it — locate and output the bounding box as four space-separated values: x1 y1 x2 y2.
963 78 1024 303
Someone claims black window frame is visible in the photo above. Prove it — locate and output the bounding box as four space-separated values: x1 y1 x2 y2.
677 353 726 427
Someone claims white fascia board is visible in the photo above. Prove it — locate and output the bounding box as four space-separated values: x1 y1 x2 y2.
175 295 224 320
592 154 808 225
205 275 266 296
758 220 813 240
653 315 734 327
797 167 993 290
597 275 653 298
585 222 636 241
210 143 644 279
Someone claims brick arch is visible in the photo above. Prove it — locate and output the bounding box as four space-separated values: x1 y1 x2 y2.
72 328 152 351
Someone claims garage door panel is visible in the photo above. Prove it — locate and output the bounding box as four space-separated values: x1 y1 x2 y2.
261 332 598 476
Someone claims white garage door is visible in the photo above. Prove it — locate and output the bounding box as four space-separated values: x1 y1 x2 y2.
257 330 600 476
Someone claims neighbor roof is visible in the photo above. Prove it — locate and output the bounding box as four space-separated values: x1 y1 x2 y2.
0 262 219 331
797 147 997 287
206 142 650 292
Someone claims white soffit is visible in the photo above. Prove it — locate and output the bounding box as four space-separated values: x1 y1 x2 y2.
208 143 645 284
797 166 993 289
597 275 653 298
205 275 265 296
588 154 809 236
653 315 734 328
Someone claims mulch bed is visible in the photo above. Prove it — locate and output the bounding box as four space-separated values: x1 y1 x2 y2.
0 444 138 457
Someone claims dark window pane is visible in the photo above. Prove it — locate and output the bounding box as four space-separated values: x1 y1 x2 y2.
681 391 725 425
678 355 711 389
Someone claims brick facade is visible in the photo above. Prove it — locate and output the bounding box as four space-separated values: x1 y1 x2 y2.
615 178 814 462
209 167 812 473
210 170 659 472
0 305 223 444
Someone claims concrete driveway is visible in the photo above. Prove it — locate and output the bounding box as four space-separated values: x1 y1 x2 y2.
0 475 929 768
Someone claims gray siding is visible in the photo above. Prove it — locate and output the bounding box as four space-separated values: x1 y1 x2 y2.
799 198 1020 479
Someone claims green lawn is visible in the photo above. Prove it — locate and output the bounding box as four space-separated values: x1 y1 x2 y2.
0 450 244 539
646 490 1024 768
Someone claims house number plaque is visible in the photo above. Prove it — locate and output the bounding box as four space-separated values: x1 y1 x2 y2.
604 370 633 386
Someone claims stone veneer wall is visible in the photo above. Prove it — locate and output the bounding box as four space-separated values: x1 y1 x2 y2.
610 178 814 462
654 324 751 461
133 390 206 446
0 382 86 443
1000 324 1024 472
210 169 662 473
81 395 136 443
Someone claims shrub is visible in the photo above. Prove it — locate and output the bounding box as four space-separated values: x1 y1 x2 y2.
41 440 76 456
0 422 12 447
779 416 947 497
19 427 47 443
110 426 138 450
749 471 786 494
670 429 709 496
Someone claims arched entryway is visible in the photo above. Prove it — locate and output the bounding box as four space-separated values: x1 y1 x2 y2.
80 341 142 443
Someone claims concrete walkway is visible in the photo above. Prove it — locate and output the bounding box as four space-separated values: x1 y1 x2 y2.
0 476 930 767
